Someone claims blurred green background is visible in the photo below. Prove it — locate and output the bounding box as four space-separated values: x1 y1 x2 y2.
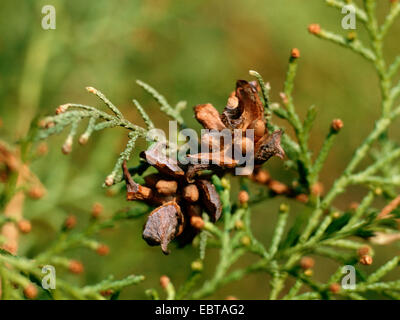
1 0 399 299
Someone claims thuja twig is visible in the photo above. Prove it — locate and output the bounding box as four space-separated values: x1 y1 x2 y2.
37 81 185 186
0 205 148 300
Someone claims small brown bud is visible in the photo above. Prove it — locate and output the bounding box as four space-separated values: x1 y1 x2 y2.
300 256 315 270
296 193 309 203
349 202 359 210
105 175 114 187
2 243 17 255
28 186 45 199
308 24 321 35
91 202 103 218
225 296 238 300
78 134 89 145
331 119 344 132
291 48 300 59
39 119 55 129
23 284 38 299
55 104 68 115
86 86 97 94
357 246 371 257
96 244 110 256
38 119 47 128
279 92 289 105
253 169 270 184
62 140 72 155
46 121 55 129
359 255 373 265
64 215 77 230
268 180 289 194
155 180 178 195
238 190 249 205
329 283 341 294
68 260 84 274
183 184 199 202
18 220 32 234
190 216 205 230
160 275 170 289
311 182 324 196
100 289 113 297
36 142 48 156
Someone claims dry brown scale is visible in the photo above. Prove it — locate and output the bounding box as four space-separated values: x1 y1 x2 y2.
122 145 221 255
122 80 286 254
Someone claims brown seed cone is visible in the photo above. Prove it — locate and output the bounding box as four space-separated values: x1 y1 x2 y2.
296 193 309 203
357 246 371 257
160 275 170 289
100 289 113 297
238 190 249 204
36 142 48 156
64 215 77 230
23 284 38 299
69 260 84 274
300 256 315 270
96 244 110 256
311 182 324 196
329 283 341 294
91 202 103 218
105 175 114 186
349 202 359 210
291 48 300 59
18 220 32 234
331 119 344 132
252 169 270 184
268 180 289 194
359 255 373 266
28 186 45 199
308 24 321 35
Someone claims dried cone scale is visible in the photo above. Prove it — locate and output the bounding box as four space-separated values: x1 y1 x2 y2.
122 142 222 255
142 201 184 254
189 80 285 176
122 79 285 254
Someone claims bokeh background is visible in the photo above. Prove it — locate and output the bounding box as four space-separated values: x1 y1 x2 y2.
1 0 399 299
